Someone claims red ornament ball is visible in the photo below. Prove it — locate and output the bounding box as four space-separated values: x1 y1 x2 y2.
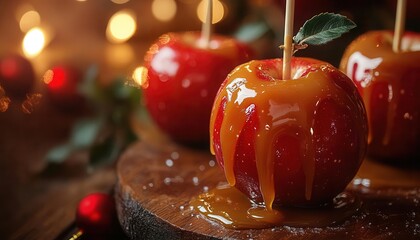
43 65 84 109
0 54 35 98
76 193 120 236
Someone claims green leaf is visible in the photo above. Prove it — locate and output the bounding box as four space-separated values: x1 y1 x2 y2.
235 20 270 43
293 13 356 45
70 118 103 148
46 144 74 163
78 65 101 101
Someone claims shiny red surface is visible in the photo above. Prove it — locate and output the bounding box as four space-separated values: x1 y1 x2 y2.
143 32 253 144
212 58 368 206
341 31 420 162
76 193 119 236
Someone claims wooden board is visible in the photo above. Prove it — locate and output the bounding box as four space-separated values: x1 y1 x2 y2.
115 139 420 240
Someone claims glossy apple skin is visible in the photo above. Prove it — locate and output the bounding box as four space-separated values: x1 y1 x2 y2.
0 54 35 98
211 58 368 207
340 31 420 162
143 32 253 144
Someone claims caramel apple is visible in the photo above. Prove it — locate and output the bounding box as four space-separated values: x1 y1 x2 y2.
340 2 420 162
142 0 253 145
202 57 367 228
192 9 367 228
211 57 367 207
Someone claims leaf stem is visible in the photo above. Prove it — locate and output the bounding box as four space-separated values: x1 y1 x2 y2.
282 0 295 80
393 0 406 53
200 0 213 48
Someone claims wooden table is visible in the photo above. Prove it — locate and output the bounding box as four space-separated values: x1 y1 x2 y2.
115 126 420 240
0 100 117 239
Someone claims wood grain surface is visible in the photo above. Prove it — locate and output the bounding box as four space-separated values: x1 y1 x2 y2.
115 138 420 240
0 100 116 240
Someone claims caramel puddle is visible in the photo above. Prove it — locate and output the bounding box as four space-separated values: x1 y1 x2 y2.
190 184 360 229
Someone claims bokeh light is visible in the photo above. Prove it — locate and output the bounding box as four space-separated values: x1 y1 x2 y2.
0 86 11 112
110 0 130 4
43 69 54 85
22 27 46 58
152 0 177 22
132 66 148 88
21 93 42 114
15 4 34 22
197 0 225 24
43 68 65 91
19 10 41 32
106 10 137 43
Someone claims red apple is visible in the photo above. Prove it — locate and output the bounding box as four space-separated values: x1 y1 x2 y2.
43 65 84 110
0 54 35 98
210 57 368 207
142 32 253 144
340 30 420 162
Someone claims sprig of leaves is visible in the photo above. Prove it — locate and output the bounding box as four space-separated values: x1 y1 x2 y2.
294 13 356 46
280 13 356 54
45 65 141 168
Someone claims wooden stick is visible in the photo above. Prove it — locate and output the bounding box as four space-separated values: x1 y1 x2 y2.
282 0 295 80
200 0 213 48
393 0 406 53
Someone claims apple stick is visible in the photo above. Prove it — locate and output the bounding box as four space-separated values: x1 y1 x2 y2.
393 0 406 53
200 0 213 48
282 0 295 80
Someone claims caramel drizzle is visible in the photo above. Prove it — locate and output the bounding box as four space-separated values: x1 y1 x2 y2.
363 74 400 146
342 31 420 147
210 59 351 210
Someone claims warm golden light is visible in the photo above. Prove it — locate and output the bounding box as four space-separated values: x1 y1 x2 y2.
106 10 137 43
21 93 42 114
105 44 134 67
197 0 225 24
132 66 149 88
110 0 130 4
0 86 11 112
0 96 11 112
43 69 54 85
152 0 177 22
19 10 41 32
15 4 34 22
22 27 46 58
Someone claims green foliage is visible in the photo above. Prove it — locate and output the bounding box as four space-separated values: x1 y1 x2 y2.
294 13 356 45
45 65 141 168
235 20 270 43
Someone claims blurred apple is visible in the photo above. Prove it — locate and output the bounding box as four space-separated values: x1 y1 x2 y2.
143 32 253 144
340 30 420 162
